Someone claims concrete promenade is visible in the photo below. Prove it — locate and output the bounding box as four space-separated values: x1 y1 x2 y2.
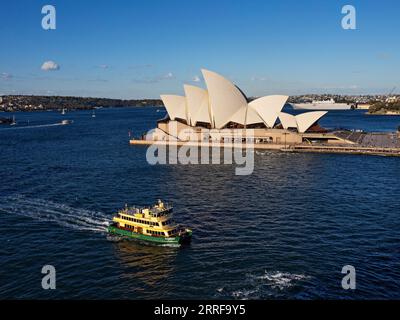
130 135 400 157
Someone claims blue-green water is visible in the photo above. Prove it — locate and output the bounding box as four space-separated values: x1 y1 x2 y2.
0 107 399 299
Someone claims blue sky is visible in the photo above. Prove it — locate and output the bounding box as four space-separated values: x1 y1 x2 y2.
0 0 399 98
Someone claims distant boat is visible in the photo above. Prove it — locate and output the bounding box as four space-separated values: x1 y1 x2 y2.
0 117 13 125
10 116 16 126
92 110 96 118
61 108 66 115
292 99 352 110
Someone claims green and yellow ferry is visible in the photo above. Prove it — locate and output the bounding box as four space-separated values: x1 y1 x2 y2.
108 200 192 245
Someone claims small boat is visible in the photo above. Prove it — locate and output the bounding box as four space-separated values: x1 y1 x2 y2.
61 108 66 115
108 200 192 245
10 116 16 126
61 119 72 125
92 110 96 118
0 117 13 125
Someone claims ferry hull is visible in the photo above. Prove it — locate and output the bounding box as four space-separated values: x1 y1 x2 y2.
107 225 192 245
292 103 351 110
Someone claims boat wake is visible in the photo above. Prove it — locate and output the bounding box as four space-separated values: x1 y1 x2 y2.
0 122 67 131
249 270 311 290
0 195 109 233
217 270 311 299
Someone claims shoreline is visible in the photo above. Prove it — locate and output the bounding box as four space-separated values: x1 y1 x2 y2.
367 111 400 116
0 105 161 113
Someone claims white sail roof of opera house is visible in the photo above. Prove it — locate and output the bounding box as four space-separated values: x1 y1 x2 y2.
295 111 327 133
279 112 297 130
160 95 187 121
160 68 328 133
279 111 328 133
183 85 211 126
229 105 264 126
201 69 249 129
249 95 289 128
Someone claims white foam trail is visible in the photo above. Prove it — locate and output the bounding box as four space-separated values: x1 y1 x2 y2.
0 195 109 233
0 123 66 131
251 271 310 290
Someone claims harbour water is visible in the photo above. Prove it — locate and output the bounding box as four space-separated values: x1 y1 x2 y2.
0 107 399 299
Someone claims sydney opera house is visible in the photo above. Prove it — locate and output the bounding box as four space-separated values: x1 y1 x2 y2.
142 69 348 146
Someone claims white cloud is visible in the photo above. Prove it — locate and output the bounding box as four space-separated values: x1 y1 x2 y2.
1 72 12 80
41 60 60 71
98 64 109 69
192 75 201 82
251 76 267 81
376 52 391 61
163 72 174 79
132 72 175 84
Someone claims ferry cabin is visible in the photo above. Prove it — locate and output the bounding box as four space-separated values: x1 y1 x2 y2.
113 207 179 238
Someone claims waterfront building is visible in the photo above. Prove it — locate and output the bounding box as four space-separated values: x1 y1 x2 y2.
144 69 348 146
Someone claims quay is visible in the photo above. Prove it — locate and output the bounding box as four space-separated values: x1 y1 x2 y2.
130 131 400 157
